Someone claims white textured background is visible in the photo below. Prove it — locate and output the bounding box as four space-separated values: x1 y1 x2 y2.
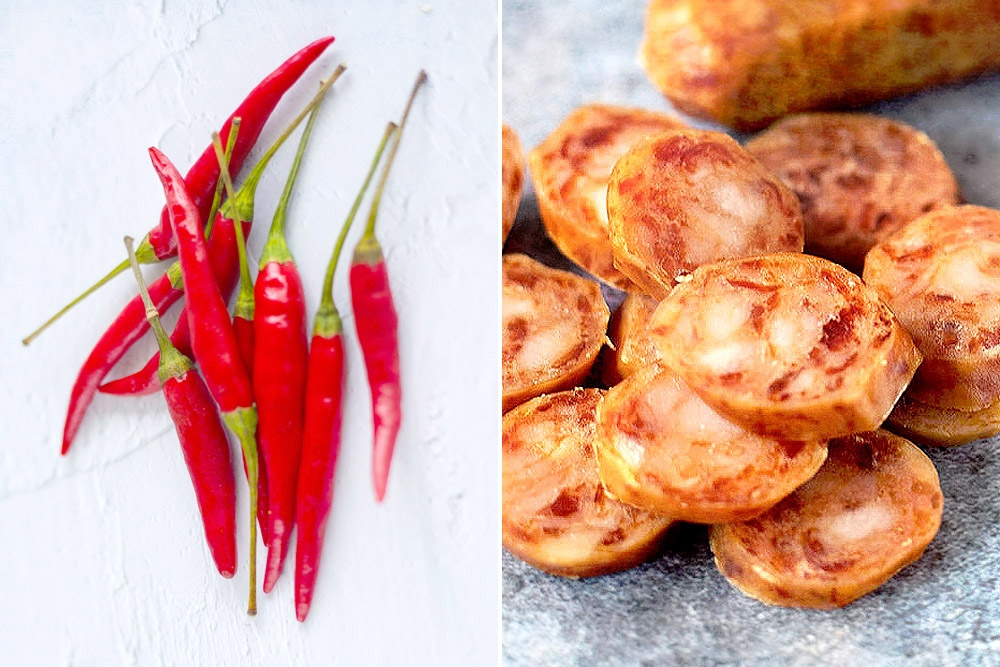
1 2 498 665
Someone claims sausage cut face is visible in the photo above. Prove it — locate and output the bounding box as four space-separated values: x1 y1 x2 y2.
745 113 959 273
607 129 804 299
502 254 610 413
650 253 921 440
864 205 1000 411
503 389 673 578
529 104 688 290
710 430 943 609
595 365 827 523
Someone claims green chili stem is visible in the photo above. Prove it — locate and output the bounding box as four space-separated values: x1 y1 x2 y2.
320 122 397 311
123 237 192 381
236 65 346 207
363 70 427 239
204 118 241 240
268 95 324 249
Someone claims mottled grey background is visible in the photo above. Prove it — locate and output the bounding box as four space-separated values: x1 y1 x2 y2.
502 2 1000 665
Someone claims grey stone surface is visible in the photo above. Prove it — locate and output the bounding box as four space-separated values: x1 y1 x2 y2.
502 2 1000 665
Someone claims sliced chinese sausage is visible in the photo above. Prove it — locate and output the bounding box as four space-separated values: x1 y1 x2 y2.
595 365 827 524
710 430 943 609
502 389 673 578
603 293 661 386
745 113 959 273
502 123 525 243
607 128 804 299
529 103 688 291
864 205 1000 411
650 253 921 440
887 391 1000 448
502 254 610 413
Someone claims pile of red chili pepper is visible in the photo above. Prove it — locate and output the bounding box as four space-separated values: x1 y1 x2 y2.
25 36 427 621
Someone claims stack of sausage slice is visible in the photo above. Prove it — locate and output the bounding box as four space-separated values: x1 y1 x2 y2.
498 106 983 608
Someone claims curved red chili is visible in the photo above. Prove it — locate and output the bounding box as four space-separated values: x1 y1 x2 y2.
61 265 183 454
23 37 334 346
145 36 334 261
255 97 331 593
124 236 236 581
150 146 261 615
294 122 396 622
351 71 427 502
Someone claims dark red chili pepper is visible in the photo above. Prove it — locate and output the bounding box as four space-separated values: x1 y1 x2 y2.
23 37 334 346
351 71 427 502
123 236 236 582
97 68 344 398
150 146 261 615
294 122 396 622
255 100 328 594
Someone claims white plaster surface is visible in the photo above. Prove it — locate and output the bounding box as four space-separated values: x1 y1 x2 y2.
1 2 499 665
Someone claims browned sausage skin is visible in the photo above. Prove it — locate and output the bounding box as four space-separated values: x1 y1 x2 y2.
607 129 803 299
503 389 673 578
650 253 921 440
745 113 959 273
529 104 688 291
502 254 610 413
864 205 1000 411
595 365 827 523
502 123 526 244
887 392 1000 447
603 293 662 386
710 430 943 609
641 0 1000 130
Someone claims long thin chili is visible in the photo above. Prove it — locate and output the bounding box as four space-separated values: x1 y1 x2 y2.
211 133 256 377
255 99 327 594
350 71 427 502
124 236 237 581
150 146 260 615
294 122 396 622
23 36 334 346
210 132 269 546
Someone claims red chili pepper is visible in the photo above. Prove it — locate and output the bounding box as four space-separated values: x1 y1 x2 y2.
351 71 427 502
294 122 396 622
97 68 345 398
123 236 236 581
211 132 257 377
23 36 335 346
61 266 183 454
149 146 261 615
255 99 327 594
97 122 245 398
